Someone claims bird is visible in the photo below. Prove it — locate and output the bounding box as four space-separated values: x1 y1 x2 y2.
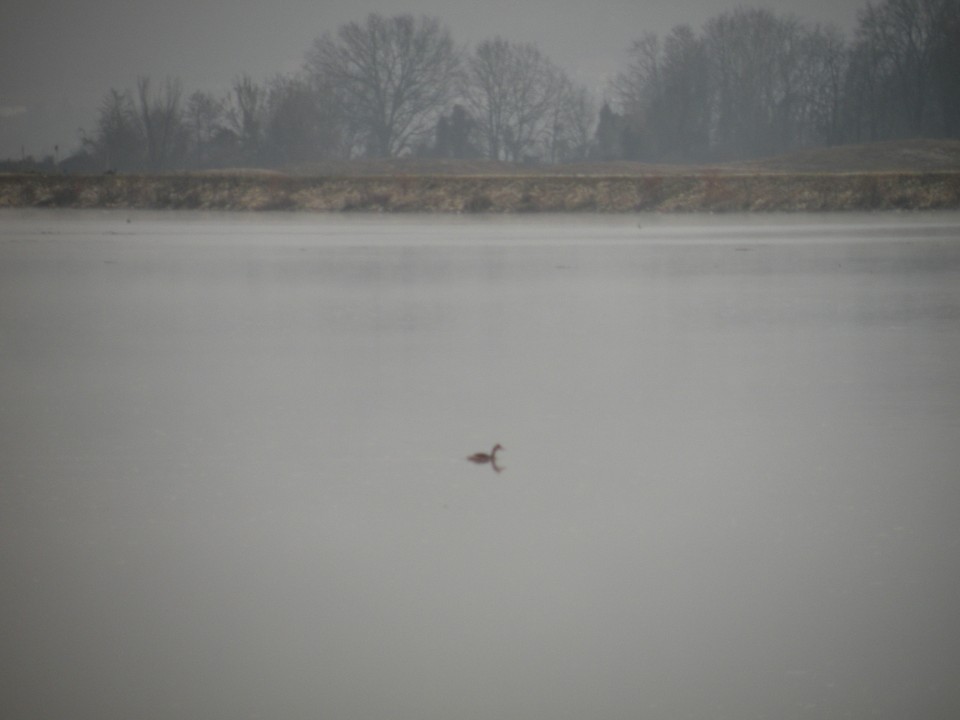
467 443 503 473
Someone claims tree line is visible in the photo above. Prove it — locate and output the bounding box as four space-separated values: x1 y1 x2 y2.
75 0 960 172
605 0 960 162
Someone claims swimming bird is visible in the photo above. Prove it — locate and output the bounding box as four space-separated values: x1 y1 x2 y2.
467 443 503 473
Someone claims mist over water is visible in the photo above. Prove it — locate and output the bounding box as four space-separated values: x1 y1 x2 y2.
2 210 959 720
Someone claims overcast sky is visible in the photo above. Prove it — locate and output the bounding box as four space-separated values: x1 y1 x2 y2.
1 0 867 158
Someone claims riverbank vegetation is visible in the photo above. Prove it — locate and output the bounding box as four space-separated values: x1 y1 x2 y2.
3 166 959 213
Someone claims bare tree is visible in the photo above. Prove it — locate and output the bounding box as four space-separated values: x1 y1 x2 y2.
85 88 142 171
135 76 186 172
853 0 959 137
611 33 663 159
931 1 960 135
183 91 227 168
462 38 568 161
594 102 626 160
264 73 346 165
305 13 458 157
661 26 712 160
611 10 862 161
227 75 267 164
623 25 712 161
796 24 849 146
704 8 802 159
461 38 512 160
545 79 596 162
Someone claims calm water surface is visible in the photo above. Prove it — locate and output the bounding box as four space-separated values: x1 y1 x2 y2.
2 210 959 720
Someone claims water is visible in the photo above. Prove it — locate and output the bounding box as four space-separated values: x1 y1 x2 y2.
2 209 959 720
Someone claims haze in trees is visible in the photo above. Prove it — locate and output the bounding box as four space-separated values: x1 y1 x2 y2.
74 1 960 172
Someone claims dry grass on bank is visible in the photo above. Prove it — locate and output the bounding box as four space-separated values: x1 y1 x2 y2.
2 140 960 212
3 171 959 212
280 138 960 177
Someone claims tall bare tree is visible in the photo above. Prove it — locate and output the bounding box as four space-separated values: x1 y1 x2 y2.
85 88 142 171
462 38 568 161
616 25 711 161
796 24 849 146
227 75 267 164
264 73 346 165
703 8 805 159
135 76 185 172
305 13 458 157
183 91 226 168
611 33 662 159
545 79 596 162
852 0 959 137
931 2 960 135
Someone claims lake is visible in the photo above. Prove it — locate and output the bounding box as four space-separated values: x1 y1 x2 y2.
2 209 959 720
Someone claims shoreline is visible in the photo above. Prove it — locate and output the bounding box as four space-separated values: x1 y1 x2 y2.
2 171 959 212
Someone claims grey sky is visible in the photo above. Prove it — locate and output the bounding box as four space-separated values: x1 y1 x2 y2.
1 0 866 158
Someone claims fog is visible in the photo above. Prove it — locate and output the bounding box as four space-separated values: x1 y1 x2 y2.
2 210 959 719
1 0 866 158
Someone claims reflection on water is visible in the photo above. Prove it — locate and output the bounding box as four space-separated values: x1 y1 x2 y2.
2 210 959 720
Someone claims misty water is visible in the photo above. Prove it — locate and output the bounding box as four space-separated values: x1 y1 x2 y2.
2 209 959 720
